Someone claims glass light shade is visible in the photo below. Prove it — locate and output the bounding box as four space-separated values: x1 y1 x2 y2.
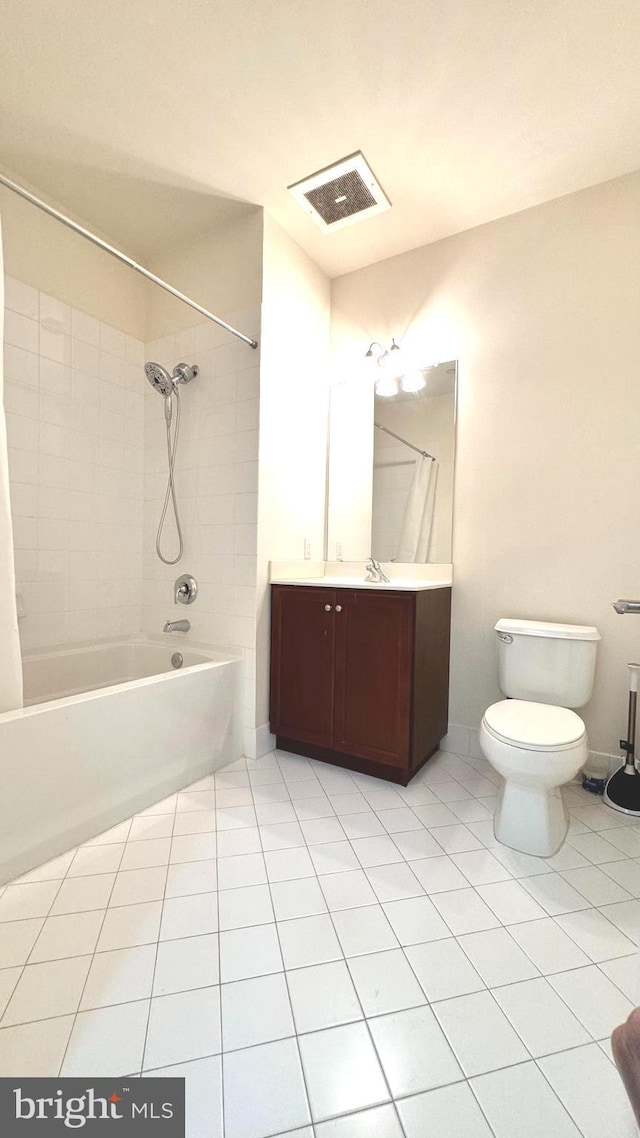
375 373 399 397
387 341 405 379
401 368 426 393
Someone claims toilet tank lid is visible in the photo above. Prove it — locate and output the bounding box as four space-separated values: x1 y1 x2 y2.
495 618 601 641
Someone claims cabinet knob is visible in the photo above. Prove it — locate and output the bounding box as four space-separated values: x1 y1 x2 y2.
335 605 343 613
324 604 332 612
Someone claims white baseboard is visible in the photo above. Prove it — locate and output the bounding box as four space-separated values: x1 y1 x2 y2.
586 750 621 777
256 724 276 758
440 724 474 757
243 724 276 761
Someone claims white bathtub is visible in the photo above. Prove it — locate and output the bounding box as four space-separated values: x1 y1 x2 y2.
0 637 241 883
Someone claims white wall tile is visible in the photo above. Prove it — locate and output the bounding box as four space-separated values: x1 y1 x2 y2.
5 281 145 650
100 323 126 359
39 358 69 395
4 381 38 418
71 308 100 346
4 294 258 728
71 339 99 374
5 310 39 353
5 276 39 319
141 319 259 738
40 328 70 365
6 413 38 452
40 293 71 333
4 344 39 387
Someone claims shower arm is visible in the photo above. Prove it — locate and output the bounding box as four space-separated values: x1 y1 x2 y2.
613 601 640 614
0 171 258 350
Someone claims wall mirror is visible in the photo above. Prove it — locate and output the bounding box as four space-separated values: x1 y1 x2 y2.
326 360 457 565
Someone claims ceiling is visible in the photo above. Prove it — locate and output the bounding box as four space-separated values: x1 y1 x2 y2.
1 0 639 278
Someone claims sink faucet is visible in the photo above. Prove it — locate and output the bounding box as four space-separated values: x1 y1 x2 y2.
365 558 390 584
163 619 190 633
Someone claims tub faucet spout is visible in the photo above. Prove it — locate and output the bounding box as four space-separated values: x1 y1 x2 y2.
163 619 190 633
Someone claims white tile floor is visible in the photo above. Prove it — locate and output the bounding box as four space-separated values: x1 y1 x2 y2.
1 748 639 1137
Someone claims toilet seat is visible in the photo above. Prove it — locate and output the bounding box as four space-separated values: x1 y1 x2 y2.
483 699 586 752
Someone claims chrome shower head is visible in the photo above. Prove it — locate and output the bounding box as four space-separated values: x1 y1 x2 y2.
145 361 174 397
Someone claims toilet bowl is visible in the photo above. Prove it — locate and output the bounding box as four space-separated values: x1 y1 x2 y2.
481 699 588 857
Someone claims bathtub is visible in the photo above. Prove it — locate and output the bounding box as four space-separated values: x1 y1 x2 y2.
0 637 241 883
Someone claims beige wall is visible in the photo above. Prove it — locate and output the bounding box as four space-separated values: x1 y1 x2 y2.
0 186 149 338
145 209 263 341
331 171 640 753
0 186 262 344
256 214 331 731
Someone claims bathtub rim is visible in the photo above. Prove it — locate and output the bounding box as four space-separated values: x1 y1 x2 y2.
5 634 242 723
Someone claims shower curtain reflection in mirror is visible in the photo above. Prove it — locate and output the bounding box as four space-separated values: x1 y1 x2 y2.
395 455 438 562
371 362 455 564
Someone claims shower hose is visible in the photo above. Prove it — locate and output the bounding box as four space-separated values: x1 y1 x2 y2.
156 387 184 565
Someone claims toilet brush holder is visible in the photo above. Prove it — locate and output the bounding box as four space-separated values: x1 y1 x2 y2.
604 663 640 816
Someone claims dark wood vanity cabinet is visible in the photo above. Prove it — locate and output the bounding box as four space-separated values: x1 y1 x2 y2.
270 584 451 785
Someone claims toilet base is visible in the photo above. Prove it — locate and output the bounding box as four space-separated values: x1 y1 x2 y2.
494 780 570 858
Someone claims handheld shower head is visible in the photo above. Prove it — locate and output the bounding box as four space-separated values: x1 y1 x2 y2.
145 358 200 567
145 361 174 397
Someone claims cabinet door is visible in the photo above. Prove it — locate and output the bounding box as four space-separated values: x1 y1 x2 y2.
333 590 413 767
270 586 336 747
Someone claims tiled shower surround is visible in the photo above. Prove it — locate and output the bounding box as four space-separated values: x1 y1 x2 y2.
143 318 259 744
3 277 259 738
4 275 145 649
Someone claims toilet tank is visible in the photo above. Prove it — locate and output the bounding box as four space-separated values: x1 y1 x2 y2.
495 618 600 708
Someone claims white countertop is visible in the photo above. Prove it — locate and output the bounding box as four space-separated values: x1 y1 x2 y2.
270 576 451 591
269 560 453 591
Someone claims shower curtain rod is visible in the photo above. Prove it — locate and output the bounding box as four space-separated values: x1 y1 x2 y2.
0 172 259 350
374 420 435 461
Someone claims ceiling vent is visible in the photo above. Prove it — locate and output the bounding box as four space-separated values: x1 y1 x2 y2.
288 152 391 232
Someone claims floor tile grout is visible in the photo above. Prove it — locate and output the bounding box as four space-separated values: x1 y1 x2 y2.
1 749 639 1138
138 792 178 1074
55 821 131 1075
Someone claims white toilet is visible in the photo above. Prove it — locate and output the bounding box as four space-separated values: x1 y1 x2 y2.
480 618 600 857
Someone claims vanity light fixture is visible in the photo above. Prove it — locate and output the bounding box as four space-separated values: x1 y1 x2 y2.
400 368 427 393
365 339 402 372
374 372 400 398
366 339 426 396
365 340 401 396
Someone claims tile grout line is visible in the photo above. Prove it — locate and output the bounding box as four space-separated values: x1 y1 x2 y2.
0 850 77 1031
213 779 225 1138
251 760 316 1134
271 754 423 1137
138 789 180 1075
545 908 639 970
529 1054 594 1138
55 822 133 1076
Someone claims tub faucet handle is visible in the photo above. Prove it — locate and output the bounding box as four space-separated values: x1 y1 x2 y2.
174 574 198 605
